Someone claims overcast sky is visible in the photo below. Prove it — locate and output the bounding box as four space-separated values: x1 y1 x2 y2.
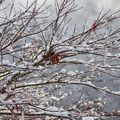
12 0 120 10
2 0 120 21
11 0 120 12
1 0 120 32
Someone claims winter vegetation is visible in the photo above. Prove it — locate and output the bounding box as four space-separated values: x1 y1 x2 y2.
1 0 120 119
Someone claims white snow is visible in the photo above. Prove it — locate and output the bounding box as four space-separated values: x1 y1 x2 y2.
86 81 95 87
24 42 31 48
2 60 10 64
82 116 94 120
106 52 112 56
46 111 68 118
61 68 66 73
45 106 69 118
46 106 59 112
67 71 76 76
82 42 88 47
112 91 120 95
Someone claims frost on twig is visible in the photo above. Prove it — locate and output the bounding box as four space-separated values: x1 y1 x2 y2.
1 0 120 119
